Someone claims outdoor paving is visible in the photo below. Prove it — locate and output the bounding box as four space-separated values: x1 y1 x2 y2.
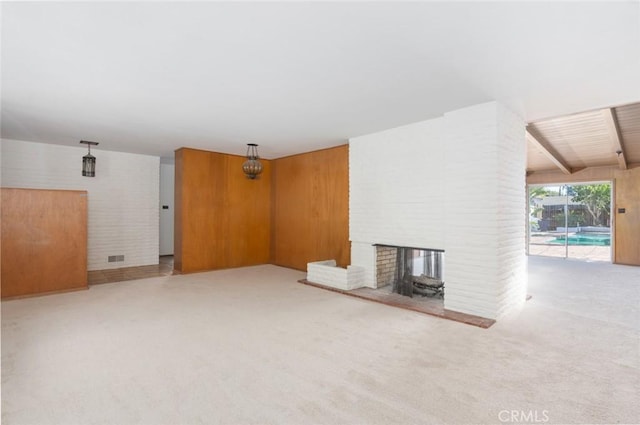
528 234 611 262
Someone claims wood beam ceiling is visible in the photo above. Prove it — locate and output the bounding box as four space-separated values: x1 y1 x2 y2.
525 129 572 174
601 108 627 170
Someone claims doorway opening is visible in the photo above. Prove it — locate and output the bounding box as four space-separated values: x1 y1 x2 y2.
159 160 175 257
528 182 612 262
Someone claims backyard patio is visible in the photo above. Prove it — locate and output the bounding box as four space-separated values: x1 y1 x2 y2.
529 234 611 262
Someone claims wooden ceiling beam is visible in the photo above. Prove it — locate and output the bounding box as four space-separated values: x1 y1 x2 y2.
525 129 572 175
601 108 627 170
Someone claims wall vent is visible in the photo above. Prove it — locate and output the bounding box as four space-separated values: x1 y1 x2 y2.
108 255 125 262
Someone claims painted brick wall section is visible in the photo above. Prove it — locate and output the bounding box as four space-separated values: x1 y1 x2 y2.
495 105 528 317
1 139 160 271
350 118 446 248
349 101 527 319
442 102 526 319
351 241 376 288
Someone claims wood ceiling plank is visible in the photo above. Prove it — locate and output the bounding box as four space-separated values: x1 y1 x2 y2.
526 129 572 174
526 143 559 172
614 103 640 164
526 102 640 172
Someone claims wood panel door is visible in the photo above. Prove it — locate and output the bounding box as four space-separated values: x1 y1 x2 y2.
1 188 88 298
614 169 640 266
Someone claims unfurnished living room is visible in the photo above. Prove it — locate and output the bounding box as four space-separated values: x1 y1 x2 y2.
1 2 639 425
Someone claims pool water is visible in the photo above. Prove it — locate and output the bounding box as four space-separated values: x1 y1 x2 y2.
550 233 611 246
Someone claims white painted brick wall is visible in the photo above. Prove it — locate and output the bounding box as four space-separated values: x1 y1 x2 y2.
350 241 376 288
307 260 365 290
443 102 502 319
1 139 160 271
495 105 528 317
349 101 527 319
350 118 446 249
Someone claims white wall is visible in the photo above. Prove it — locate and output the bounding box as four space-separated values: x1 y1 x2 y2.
349 101 527 320
159 163 175 256
1 139 160 270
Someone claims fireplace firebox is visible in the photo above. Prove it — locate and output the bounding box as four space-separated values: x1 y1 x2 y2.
375 244 444 298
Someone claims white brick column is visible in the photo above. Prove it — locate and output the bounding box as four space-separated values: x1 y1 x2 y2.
443 102 526 319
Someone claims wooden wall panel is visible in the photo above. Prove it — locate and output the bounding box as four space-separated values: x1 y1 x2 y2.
174 148 271 273
226 155 272 268
614 167 640 266
174 151 184 271
271 145 350 271
1 188 88 298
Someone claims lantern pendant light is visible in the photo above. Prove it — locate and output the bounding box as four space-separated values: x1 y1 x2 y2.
80 140 99 177
242 143 263 179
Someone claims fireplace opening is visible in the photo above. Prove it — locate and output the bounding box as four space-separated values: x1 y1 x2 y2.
375 244 444 299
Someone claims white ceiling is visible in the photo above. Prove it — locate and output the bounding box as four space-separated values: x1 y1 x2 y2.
2 2 639 160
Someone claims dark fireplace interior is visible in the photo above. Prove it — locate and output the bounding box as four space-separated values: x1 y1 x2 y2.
375 244 444 299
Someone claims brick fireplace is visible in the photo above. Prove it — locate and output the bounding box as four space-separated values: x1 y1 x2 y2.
349 101 527 320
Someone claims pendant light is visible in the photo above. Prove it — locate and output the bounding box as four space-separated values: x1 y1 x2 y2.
242 143 263 179
80 140 99 177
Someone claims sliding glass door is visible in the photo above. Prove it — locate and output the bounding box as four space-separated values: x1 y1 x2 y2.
528 182 611 262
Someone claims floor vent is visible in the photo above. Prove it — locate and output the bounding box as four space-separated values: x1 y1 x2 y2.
108 255 125 262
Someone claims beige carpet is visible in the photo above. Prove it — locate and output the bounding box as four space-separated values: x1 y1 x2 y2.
2 257 639 424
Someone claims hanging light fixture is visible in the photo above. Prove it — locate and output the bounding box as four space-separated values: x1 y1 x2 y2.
242 143 263 179
80 140 99 177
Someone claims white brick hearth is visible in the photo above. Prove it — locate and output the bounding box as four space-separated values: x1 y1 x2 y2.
306 260 365 291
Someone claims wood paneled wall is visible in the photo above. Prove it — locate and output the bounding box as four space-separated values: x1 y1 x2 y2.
174 148 271 273
614 167 640 266
1 188 88 298
271 145 350 270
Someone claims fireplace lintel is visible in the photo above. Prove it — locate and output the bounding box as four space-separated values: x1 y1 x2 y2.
373 243 444 253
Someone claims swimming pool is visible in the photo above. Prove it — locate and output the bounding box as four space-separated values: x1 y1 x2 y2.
549 233 611 246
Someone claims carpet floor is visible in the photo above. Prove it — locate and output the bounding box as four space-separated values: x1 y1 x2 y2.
2 257 639 424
